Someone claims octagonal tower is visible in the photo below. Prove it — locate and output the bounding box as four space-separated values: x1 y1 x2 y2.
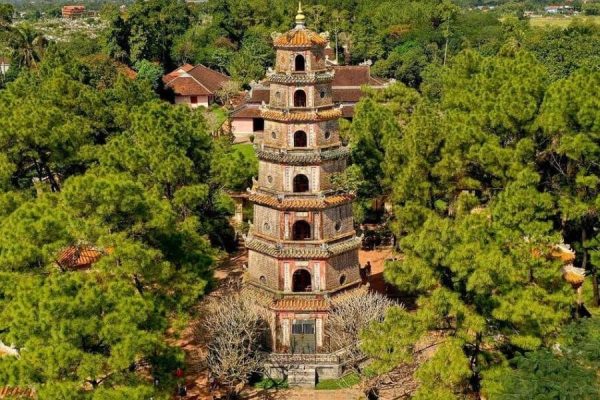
245 3 362 385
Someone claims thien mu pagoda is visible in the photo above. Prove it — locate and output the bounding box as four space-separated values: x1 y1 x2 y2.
244 3 362 386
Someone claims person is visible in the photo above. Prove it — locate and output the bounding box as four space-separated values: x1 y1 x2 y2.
177 383 187 398
360 261 372 281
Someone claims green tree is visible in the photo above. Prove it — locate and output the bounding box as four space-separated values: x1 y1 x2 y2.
5 24 47 69
134 59 164 90
362 50 575 396
483 318 600 399
105 0 190 68
536 70 600 305
0 273 168 398
0 3 14 26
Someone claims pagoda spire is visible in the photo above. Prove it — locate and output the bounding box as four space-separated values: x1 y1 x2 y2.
295 1 305 28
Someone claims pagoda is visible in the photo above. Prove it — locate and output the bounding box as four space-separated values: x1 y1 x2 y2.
244 3 362 385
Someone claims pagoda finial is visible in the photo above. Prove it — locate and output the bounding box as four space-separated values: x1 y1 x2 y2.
295 1 305 28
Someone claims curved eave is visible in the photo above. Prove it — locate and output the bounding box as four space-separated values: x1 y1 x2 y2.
260 108 342 122
246 236 361 259
255 147 349 165
249 192 354 210
267 73 333 85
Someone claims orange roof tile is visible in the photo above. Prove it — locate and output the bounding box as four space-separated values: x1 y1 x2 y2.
562 264 586 287
249 193 353 210
166 76 211 96
56 245 103 270
231 105 262 118
0 387 35 398
261 108 342 122
163 64 230 96
273 28 327 47
551 244 576 263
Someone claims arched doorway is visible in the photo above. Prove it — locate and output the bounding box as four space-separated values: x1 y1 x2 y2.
294 131 307 147
293 174 309 192
292 269 312 292
295 54 305 72
294 90 306 107
292 220 311 240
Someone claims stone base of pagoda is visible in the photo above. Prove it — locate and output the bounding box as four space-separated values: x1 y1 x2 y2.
264 349 349 387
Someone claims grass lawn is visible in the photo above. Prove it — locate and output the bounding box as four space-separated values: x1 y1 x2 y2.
211 106 229 127
254 377 289 389
232 143 257 161
315 372 361 390
529 15 600 29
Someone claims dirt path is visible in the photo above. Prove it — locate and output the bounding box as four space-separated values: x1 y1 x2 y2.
359 247 394 295
172 249 248 400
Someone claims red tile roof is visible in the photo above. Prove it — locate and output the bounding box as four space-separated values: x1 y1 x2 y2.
56 245 103 270
163 64 230 97
274 28 328 47
332 88 363 103
167 76 211 96
261 108 342 122
332 65 385 87
231 105 262 118
163 63 194 84
187 64 230 93
341 106 355 118
0 387 35 398
249 87 270 104
249 193 354 210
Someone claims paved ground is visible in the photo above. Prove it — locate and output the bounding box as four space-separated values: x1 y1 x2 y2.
243 388 362 399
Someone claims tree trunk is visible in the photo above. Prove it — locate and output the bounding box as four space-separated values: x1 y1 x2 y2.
593 271 600 308
133 274 144 295
470 333 482 399
582 228 599 306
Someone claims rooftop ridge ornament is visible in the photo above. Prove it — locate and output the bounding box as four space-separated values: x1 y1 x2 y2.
295 1 305 28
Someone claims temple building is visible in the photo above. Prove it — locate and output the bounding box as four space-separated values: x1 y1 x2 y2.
244 4 362 386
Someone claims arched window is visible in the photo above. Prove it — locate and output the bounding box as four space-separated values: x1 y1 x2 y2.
294 90 307 107
294 131 307 147
292 220 311 240
295 54 305 72
292 269 312 292
293 174 309 193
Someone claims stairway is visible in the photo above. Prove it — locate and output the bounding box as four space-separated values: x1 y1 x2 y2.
287 365 316 387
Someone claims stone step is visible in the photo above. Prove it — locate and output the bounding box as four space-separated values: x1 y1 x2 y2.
287 366 316 388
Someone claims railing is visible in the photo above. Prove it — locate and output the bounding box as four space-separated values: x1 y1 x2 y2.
259 145 345 154
250 230 356 247
267 347 350 365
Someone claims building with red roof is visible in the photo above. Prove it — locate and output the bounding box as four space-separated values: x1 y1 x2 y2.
56 245 105 271
163 64 231 108
62 5 86 18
